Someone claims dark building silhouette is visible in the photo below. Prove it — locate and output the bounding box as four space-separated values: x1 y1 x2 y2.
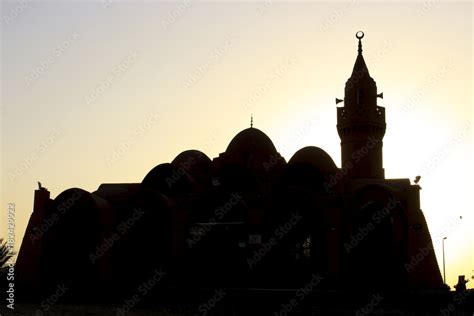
16 32 443 299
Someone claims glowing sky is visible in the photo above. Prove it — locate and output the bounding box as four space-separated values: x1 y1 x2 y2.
1 1 472 289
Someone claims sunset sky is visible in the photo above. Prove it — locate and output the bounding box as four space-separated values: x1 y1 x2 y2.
1 1 472 288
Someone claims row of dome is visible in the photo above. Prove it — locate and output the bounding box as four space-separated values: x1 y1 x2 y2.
145 127 338 184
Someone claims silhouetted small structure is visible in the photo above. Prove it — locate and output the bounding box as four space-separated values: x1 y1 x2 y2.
455 275 468 293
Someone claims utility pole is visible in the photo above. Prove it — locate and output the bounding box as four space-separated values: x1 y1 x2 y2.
442 237 447 285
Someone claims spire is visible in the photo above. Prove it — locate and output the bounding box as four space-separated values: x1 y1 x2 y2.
350 31 371 79
250 114 253 128
357 31 363 55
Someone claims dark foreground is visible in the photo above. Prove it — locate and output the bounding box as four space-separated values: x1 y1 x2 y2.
3 288 474 316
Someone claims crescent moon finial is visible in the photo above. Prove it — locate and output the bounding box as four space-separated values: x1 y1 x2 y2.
356 31 364 55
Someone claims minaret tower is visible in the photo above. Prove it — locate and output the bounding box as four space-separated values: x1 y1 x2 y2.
337 31 386 179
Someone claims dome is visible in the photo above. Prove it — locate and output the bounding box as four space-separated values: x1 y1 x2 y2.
53 188 111 214
226 128 277 155
289 146 338 175
41 188 111 287
171 149 212 175
141 163 193 195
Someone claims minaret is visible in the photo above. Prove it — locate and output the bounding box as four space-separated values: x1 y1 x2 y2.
337 32 386 179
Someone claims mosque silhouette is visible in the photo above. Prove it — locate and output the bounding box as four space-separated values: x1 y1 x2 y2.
16 32 444 301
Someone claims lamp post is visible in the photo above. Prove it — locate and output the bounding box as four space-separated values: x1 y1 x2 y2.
442 237 447 285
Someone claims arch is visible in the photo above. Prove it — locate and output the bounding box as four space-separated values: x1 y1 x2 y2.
345 184 409 289
40 188 112 293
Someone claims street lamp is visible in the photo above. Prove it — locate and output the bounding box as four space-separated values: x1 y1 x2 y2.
442 237 447 285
